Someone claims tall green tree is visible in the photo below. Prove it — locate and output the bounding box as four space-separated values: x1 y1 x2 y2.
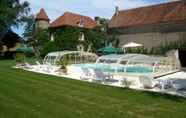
33 31 49 57
84 29 106 51
0 0 30 40
22 15 35 38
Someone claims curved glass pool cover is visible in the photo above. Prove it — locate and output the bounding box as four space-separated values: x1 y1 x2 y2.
73 63 153 73
94 54 178 73
43 51 98 65
96 54 158 64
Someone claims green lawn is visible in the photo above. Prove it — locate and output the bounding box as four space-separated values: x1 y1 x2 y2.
0 60 186 118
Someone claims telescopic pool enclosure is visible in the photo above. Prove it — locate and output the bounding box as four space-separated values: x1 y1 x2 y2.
95 54 180 73
43 51 180 74
43 51 98 65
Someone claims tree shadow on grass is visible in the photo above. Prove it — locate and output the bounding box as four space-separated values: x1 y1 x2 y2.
118 87 186 102
140 90 186 102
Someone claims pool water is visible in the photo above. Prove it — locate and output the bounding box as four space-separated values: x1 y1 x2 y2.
73 64 153 73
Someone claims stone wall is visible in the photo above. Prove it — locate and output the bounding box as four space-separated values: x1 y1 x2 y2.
35 20 49 30
117 32 186 49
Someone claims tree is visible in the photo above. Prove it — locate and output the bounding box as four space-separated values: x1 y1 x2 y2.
40 42 57 57
33 31 49 57
1 30 21 49
0 0 30 40
107 28 120 47
54 27 80 51
84 29 106 51
0 30 22 58
22 15 35 38
0 41 3 52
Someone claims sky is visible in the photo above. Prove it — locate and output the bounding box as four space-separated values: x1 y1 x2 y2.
14 0 178 36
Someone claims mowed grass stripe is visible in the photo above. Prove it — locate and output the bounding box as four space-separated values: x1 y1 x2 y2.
0 68 128 104
0 67 126 109
0 63 185 106
0 84 50 118
0 68 131 112
0 67 138 105
0 60 186 118
0 73 105 117
2 67 174 112
0 71 128 118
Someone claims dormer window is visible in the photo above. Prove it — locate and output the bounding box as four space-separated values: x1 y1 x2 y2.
77 19 84 27
79 32 85 41
50 34 54 42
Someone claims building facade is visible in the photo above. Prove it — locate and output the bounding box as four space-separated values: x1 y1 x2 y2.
35 9 99 51
108 0 186 50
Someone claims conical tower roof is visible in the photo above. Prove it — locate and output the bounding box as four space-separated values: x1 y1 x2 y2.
36 8 49 21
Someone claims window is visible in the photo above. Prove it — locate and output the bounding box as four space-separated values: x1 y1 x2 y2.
77 19 84 27
78 32 85 41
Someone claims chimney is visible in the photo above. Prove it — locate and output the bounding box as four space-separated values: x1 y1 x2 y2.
115 6 119 16
94 16 100 25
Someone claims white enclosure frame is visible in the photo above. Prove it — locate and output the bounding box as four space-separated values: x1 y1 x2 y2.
43 51 98 65
96 54 179 73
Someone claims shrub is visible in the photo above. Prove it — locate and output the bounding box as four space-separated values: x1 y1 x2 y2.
150 40 186 56
127 40 186 56
40 41 58 57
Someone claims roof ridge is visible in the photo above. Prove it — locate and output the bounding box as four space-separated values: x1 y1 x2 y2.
64 11 93 19
119 0 181 13
50 11 97 29
50 14 65 26
109 0 186 28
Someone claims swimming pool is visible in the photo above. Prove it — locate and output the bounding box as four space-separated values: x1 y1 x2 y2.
72 64 153 73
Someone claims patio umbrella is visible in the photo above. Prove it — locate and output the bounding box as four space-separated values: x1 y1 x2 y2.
16 47 33 53
122 42 143 53
15 47 34 63
97 46 123 55
122 42 143 48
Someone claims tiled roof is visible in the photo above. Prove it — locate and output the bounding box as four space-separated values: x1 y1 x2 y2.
36 8 49 21
109 1 186 28
50 12 97 29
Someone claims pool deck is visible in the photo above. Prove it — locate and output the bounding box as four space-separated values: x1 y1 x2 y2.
153 70 181 79
13 65 186 98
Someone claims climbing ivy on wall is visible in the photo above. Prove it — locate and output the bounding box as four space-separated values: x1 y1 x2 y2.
128 39 186 56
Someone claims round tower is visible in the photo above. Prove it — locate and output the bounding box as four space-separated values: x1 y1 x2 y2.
35 8 50 30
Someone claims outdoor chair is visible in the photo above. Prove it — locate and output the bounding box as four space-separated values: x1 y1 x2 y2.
139 75 161 89
23 62 33 70
104 78 119 85
35 61 43 71
170 79 186 91
89 69 113 83
80 68 92 81
36 61 42 65
42 63 58 73
157 79 173 90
